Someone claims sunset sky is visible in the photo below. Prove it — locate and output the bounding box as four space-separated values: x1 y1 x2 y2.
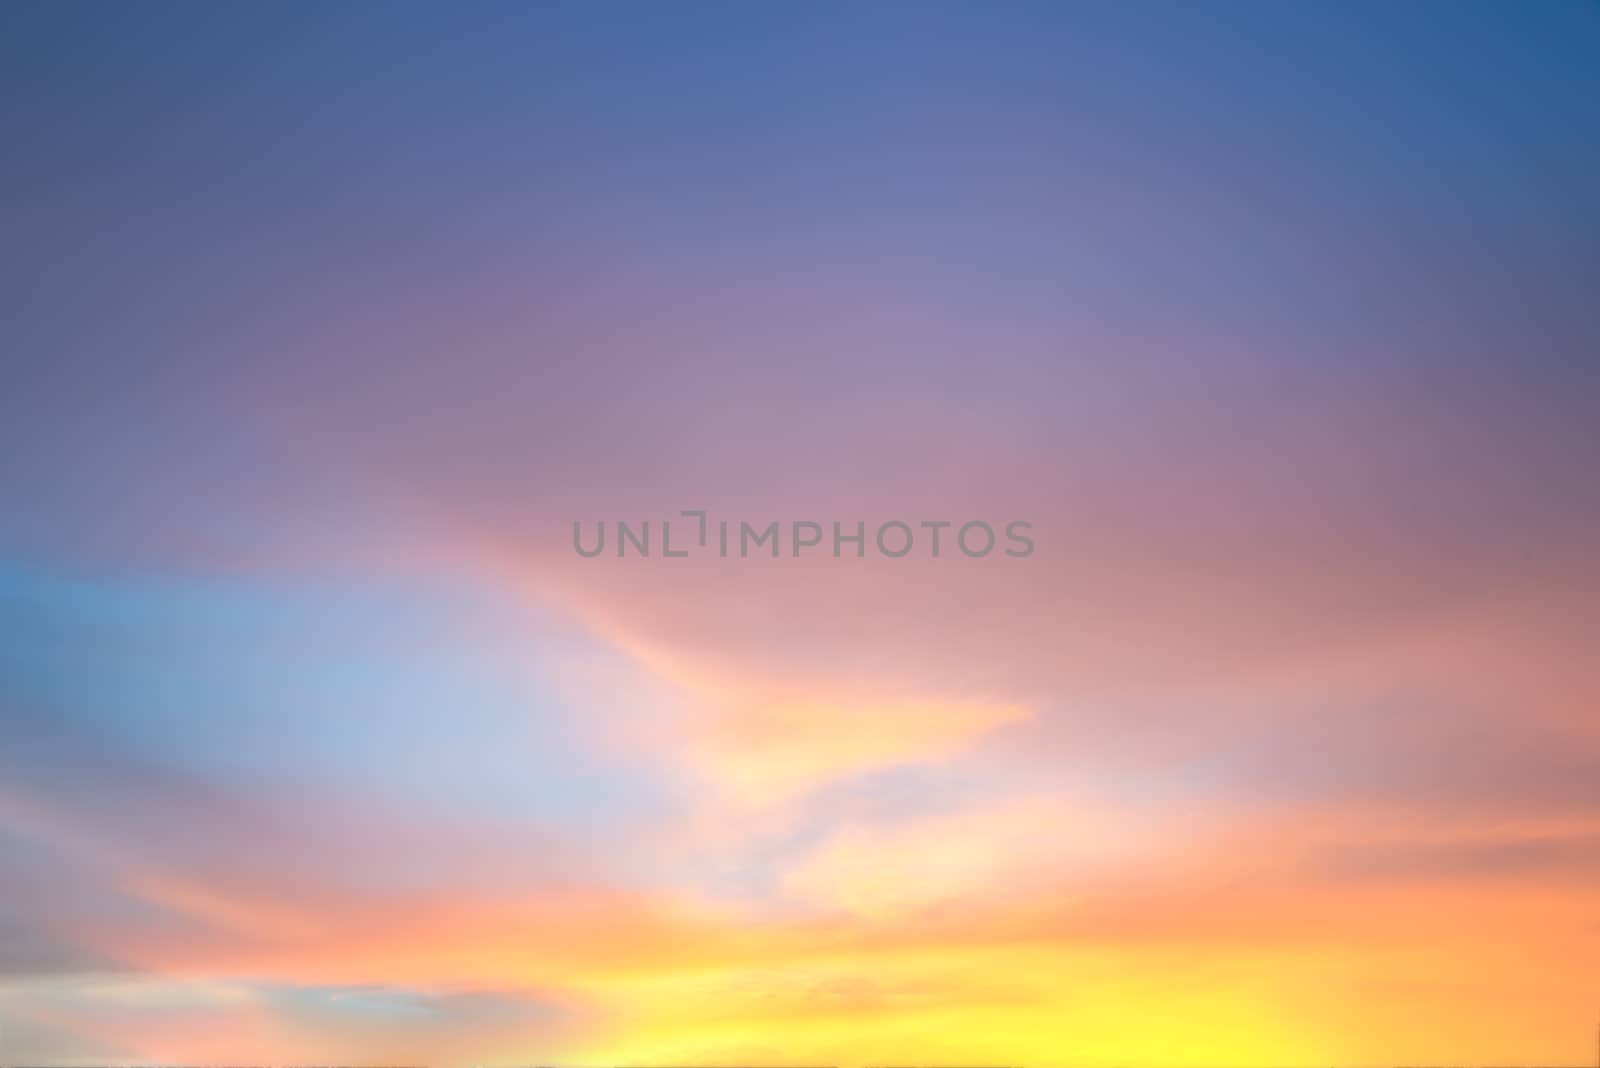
2 2 1599 1065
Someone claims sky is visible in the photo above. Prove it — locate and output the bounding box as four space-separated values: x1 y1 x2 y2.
2 2 1599 1065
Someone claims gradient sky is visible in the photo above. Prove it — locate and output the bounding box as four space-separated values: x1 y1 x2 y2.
3 2 1599 1065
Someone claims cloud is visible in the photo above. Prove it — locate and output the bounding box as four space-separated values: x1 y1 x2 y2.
1324 830 1600 885
0 920 123 979
0 978 579 1067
